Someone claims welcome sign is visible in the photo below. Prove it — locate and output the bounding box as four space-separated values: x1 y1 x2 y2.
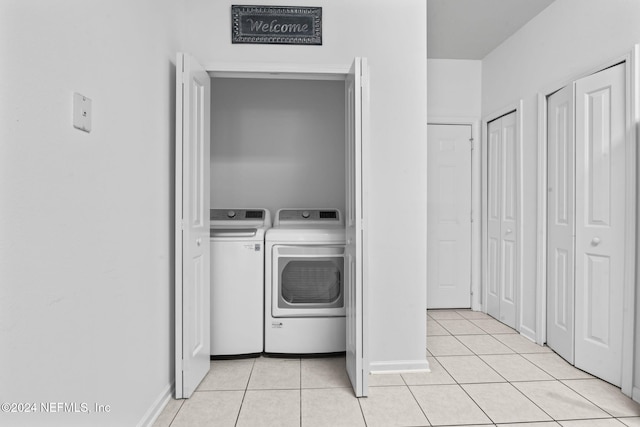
231 5 322 45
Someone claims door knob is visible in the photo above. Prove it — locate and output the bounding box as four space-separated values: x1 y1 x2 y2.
196 238 202 246
505 228 513 234
591 237 601 246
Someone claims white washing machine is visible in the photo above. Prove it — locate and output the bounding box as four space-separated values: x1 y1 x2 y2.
210 208 271 356
264 208 346 354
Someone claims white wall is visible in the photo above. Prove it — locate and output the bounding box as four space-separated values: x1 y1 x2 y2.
481 0 640 394
211 78 345 215
0 2 183 426
426 59 483 311
188 0 428 370
428 59 482 119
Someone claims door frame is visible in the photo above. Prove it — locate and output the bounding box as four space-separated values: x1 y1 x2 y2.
204 60 369 397
481 101 524 333
427 117 481 311
535 46 639 397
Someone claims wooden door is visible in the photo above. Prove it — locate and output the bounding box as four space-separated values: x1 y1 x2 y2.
427 124 472 308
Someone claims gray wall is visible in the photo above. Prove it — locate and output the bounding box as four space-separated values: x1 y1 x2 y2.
210 78 346 216
0 1 184 426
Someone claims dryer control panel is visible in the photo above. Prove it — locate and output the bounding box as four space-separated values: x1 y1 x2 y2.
275 209 343 226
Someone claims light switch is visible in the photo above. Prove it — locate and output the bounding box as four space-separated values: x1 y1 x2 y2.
73 92 92 132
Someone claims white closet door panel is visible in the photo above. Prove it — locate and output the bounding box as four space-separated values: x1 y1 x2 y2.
486 118 502 318
546 85 575 363
499 112 517 328
427 124 472 309
486 112 518 328
574 62 625 387
345 57 368 398
175 52 211 398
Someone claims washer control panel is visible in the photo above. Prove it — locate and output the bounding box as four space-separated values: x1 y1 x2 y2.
209 209 272 230
210 209 265 221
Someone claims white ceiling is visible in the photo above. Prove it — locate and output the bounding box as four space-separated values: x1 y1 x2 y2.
427 0 557 59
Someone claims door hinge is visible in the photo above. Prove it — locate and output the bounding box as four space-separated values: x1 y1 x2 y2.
470 138 474 150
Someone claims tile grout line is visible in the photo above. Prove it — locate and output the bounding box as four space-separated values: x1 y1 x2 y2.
166 398 185 427
555 379 622 420
428 309 618 425
518 352 596 383
450 328 600 425
429 335 497 426
477 353 558 382
402 370 433 426
428 310 559 426
357 395 369 427
233 357 257 427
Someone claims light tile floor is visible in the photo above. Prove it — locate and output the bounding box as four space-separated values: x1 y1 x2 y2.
154 309 640 426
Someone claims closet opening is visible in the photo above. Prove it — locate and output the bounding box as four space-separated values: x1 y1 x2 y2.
175 54 369 398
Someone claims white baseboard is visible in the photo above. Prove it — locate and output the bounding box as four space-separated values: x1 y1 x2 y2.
138 382 174 427
369 359 430 374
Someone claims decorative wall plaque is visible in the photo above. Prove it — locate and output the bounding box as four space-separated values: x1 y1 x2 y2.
231 5 322 45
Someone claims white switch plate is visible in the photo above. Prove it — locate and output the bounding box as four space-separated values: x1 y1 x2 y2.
73 92 92 132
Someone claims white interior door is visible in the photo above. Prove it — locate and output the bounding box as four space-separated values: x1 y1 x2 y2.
486 112 517 329
345 57 368 398
546 85 575 364
427 124 472 308
175 52 211 399
574 62 625 387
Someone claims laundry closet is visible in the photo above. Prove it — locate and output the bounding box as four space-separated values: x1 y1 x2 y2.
175 53 369 399
207 75 348 353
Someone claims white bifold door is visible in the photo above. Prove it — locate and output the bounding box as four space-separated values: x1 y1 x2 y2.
546 62 626 387
486 112 518 329
574 63 625 386
546 84 575 364
345 57 368 398
175 53 211 398
427 124 472 309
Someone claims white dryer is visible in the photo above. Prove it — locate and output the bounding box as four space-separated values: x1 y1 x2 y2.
264 209 346 354
210 208 271 357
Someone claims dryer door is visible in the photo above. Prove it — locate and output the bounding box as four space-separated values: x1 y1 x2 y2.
271 246 346 318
